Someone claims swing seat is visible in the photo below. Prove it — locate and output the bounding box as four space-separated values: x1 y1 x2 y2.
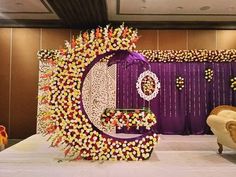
100 108 157 134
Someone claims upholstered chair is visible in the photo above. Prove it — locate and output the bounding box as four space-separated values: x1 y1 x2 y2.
207 105 236 154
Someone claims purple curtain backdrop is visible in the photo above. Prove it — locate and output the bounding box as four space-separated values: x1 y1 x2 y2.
116 62 236 135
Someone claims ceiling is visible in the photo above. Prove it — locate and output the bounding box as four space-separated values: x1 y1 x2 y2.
1 0 236 29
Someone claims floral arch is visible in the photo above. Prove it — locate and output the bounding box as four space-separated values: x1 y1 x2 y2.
37 24 158 161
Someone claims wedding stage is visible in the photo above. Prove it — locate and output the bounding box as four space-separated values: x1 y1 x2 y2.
1 24 236 176
0 134 235 177
33 24 236 162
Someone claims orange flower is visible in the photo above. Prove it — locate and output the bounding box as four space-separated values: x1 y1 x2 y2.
53 136 62 147
40 73 52 78
82 32 89 41
112 119 118 126
95 28 102 38
0 125 8 145
131 36 140 43
46 125 56 134
64 147 71 156
108 28 113 38
126 121 130 130
122 27 128 37
47 59 56 66
59 49 66 55
40 85 50 91
71 36 76 48
42 115 51 121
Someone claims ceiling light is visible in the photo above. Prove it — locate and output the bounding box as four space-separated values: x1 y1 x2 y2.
15 2 23 6
141 6 147 10
200 6 210 11
176 6 183 10
228 6 235 11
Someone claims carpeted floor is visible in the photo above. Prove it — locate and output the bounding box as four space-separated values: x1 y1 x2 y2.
156 135 230 151
0 134 235 177
148 135 236 177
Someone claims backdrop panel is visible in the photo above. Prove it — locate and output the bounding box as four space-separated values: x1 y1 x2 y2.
117 62 236 135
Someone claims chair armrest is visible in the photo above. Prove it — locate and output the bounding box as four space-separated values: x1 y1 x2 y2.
207 115 234 132
218 110 236 120
210 105 236 115
226 121 236 143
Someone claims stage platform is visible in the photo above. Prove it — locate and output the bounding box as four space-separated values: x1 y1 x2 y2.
0 134 235 177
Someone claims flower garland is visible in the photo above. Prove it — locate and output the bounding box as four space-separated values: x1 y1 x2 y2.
38 24 158 161
101 108 157 131
230 77 236 91
136 70 160 101
38 49 236 63
37 51 57 134
176 76 185 90
137 50 236 63
205 68 214 82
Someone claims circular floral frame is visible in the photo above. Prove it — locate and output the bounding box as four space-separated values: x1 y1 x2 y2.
39 25 158 161
136 70 160 101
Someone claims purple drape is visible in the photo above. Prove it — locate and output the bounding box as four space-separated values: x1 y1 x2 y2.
117 62 236 135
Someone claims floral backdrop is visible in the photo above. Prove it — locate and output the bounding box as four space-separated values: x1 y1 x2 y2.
36 24 236 162
117 52 236 134
38 49 236 135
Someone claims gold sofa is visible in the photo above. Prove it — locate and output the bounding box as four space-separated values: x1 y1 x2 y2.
207 105 236 154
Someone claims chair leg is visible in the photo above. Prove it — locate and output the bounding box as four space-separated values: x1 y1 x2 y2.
217 142 223 154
